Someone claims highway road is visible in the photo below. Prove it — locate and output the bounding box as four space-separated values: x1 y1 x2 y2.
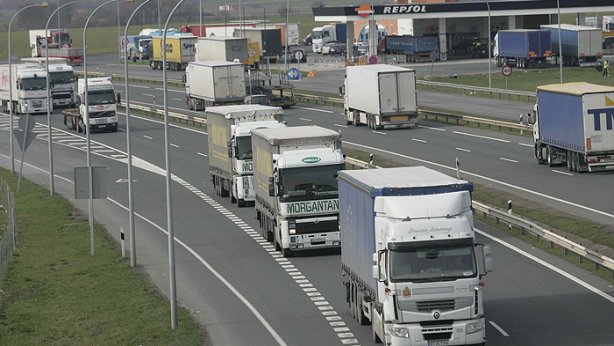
2 101 614 345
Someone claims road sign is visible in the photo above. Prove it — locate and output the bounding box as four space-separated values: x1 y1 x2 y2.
294 50 304 62
13 114 37 151
368 55 379 65
501 65 513 77
288 67 302 80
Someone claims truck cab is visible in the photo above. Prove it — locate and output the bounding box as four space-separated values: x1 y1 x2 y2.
312 25 336 54
68 77 119 133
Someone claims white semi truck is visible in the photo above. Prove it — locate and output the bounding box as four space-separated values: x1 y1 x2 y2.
0 63 49 115
533 82 614 172
21 57 76 108
251 125 345 257
206 104 286 207
184 61 246 111
338 166 492 345
341 64 418 130
63 77 119 133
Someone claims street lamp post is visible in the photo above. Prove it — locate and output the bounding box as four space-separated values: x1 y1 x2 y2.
8 2 49 174
486 1 492 89
45 1 79 196
83 0 135 256
124 0 153 268
557 0 563 83
162 0 187 330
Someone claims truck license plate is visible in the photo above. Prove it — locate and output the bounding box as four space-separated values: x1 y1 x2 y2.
390 116 408 122
428 341 449 346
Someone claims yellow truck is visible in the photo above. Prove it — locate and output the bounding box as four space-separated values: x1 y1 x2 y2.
149 35 197 71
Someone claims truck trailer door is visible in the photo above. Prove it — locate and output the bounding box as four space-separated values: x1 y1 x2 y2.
378 72 398 115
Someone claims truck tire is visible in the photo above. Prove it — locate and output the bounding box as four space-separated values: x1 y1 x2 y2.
546 146 554 167
566 151 573 171
356 292 369 325
352 111 359 126
237 199 246 207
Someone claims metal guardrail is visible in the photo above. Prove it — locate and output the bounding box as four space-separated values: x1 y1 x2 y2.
346 156 614 278
417 80 536 103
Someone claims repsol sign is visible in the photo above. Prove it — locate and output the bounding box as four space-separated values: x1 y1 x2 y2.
382 5 426 14
285 200 339 215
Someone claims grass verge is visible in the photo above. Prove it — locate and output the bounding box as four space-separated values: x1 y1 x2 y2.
0 169 207 345
344 148 614 285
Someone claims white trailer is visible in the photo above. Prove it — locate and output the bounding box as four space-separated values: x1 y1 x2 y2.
195 36 248 63
341 64 418 129
338 167 493 345
251 126 344 257
206 105 286 206
0 64 49 115
184 61 246 111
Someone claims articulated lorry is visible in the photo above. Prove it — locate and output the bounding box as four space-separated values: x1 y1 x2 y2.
541 24 602 66
493 29 552 69
149 35 197 71
338 166 493 346
184 61 246 110
378 35 439 62
533 82 614 172
0 64 49 114
21 57 76 108
341 64 418 129
63 77 120 133
206 104 286 207
251 126 344 257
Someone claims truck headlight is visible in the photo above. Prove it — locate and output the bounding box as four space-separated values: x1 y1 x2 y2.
390 326 410 338
466 321 483 335
288 220 296 235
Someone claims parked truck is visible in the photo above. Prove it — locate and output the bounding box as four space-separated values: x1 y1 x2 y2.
312 24 337 54
63 77 120 133
378 35 439 62
0 64 49 114
206 105 286 206
493 29 551 69
255 23 301 47
119 35 152 62
195 36 248 63
149 35 197 71
21 57 76 108
184 61 246 110
533 82 614 172
341 64 418 129
241 27 282 63
338 166 493 345
541 24 602 66
29 29 83 65
251 125 345 257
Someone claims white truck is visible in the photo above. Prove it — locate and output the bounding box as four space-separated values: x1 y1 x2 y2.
206 104 286 207
251 125 345 257
63 77 119 133
184 61 246 111
0 63 49 115
312 25 336 53
195 36 248 63
338 166 493 345
341 64 418 129
533 82 614 172
21 57 76 108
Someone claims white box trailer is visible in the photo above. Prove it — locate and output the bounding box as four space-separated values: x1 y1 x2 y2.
184 61 246 111
195 36 248 63
342 64 418 129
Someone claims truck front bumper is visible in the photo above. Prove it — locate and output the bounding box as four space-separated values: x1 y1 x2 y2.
387 318 486 346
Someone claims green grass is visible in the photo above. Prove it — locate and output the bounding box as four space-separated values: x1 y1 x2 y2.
426 66 612 92
0 169 207 345
343 148 614 285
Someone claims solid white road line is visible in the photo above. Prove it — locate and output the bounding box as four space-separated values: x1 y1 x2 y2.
499 157 519 163
418 125 446 131
453 131 511 143
130 85 149 89
455 147 471 152
488 321 510 337
295 106 334 114
518 143 534 147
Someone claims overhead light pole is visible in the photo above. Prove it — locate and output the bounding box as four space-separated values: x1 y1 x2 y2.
83 0 136 256
44 0 80 196
124 0 153 268
7 2 49 174
557 0 563 83
162 0 187 330
486 0 492 89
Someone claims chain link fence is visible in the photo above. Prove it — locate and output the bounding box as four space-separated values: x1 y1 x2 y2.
0 178 16 285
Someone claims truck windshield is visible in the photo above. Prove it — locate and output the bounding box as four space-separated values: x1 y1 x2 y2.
50 71 75 84
235 135 252 160
87 90 115 105
20 77 47 90
389 244 476 282
312 31 323 40
278 164 342 202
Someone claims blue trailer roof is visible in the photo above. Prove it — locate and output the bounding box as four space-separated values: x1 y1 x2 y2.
538 82 614 96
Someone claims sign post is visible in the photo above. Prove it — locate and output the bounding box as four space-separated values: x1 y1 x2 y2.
501 64 512 90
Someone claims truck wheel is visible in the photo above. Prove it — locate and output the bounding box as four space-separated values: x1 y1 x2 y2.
186 97 194 110
150 60 155 69
282 248 292 258
237 199 246 207
566 151 573 171
546 146 554 167
352 111 359 126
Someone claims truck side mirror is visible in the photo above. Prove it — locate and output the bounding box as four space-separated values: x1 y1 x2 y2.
476 244 493 276
182 74 187 83
338 85 345 96
227 142 233 158
376 250 387 282
268 177 275 197
116 93 121 104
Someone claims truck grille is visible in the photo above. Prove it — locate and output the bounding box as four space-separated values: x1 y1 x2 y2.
295 219 337 235
400 297 473 313
416 299 455 312
420 321 453 342
31 100 43 108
